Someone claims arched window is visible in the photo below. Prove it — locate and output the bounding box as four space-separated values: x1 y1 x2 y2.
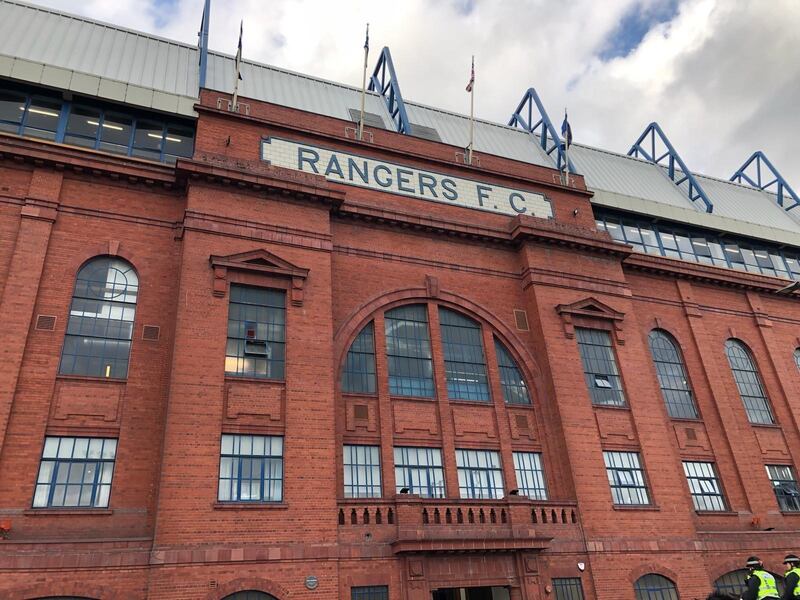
438 307 489 401
384 305 434 397
59 257 138 379
713 569 749 596
724 340 774 424
342 322 376 393
495 337 530 405
648 330 697 419
221 593 278 600
634 573 679 600
714 569 784 596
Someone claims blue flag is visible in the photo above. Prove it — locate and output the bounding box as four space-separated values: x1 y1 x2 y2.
561 110 572 149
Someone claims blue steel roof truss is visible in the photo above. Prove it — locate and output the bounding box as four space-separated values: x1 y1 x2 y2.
731 151 800 211
628 122 713 213
508 88 575 173
368 47 411 134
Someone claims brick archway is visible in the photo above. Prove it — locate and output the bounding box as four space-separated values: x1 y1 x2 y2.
208 577 290 600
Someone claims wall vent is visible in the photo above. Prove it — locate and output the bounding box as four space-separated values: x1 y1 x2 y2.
142 325 160 341
409 123 442 142
514 309 530 331
354 405 369 420
515 414 529 429
348 109 386 130
35 315 57 331
685 427 697 441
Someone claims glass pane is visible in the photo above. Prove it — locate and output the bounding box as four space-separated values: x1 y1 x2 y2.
23 97 62 139
132 119 163 159
66 105 101 140
163 124 194 158
0 91 25 130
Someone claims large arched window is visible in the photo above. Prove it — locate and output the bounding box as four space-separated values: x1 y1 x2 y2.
341 303 533 405
634 573 679 600
724 339 774 424
59 257 138 379
648 330 697 419
713 570 749 596
221 593 278 600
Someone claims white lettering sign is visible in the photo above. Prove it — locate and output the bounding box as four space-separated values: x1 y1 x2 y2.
261 138 553 219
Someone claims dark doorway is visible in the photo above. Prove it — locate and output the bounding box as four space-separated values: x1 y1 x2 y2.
432 588 509 600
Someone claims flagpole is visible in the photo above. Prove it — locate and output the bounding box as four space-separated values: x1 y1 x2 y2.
358 23 369 141
467 55 474 165
564 108 569 186
231 20 243 112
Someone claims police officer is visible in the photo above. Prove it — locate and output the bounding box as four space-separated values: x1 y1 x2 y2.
742 556 780 600
782 554 800 600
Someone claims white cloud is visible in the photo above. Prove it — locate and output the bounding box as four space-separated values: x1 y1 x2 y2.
22 0 800 188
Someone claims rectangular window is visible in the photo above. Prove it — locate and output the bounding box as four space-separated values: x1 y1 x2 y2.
344 445 382 498
394 446 445 498
0 90 26 133
456 449 504 499
351 586 388 600
225 285 286 379
553 578 585 600
603 451 649 506
576 328 626 407
218 434 283 503
33 437 117 508
513 451 547 500
23 96 62 140
683 461 726 511
766 464 800 512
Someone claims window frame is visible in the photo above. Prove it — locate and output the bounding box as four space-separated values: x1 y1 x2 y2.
343 444 382 499
217 434 285 504
724 339 775 425
394 446 445 498
438 307 491 402
766 464 800 512
384 304 435 398
495 337 531 405
603 450 651 506
341 321 377 394
633 573 679 600
351 586 389 600
648 330 699 420
683 461 727 512
576 328 627 407
32 436 117 509
553 578 585 600
455 448 505 499
512 451 547 500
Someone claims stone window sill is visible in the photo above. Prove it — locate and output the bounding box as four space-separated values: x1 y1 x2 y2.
612 505 659 511
212 502 288 510
24 508 113 516
56 375 126 384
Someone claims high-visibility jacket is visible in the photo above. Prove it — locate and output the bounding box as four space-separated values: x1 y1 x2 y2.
749 569 780 599
784 566 800 598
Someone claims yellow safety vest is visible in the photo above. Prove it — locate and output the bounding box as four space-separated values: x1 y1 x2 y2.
749 569 779 599
784 566 800 597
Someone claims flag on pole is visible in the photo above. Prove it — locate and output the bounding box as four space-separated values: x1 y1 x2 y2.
466 56 475 164
364 22 369 51
561 110 572 149
231 20 243 111
465 56 475 92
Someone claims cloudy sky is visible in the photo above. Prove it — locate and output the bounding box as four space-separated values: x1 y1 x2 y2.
25 0 800 187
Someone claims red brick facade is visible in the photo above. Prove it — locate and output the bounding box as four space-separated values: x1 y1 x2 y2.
1 89 799 600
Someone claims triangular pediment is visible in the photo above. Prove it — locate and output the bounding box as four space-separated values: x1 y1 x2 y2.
210 249 309 279
556 297 624 321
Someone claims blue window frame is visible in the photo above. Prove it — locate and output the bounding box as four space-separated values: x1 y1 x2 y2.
218 434 284 503
343 445 382 498
596 211 800 281
576 328 626 407
342 322 377 394
351 586 388 600
59 257 138 379
0 82 194 163
766 464 800 512
33 437 117 508
553 578 585 600
225 285 286 380
513 451 547 500
439 308 490 401
495 338 531 405
724 339 774 425
683 461 726 511
648 330 698 419
714 570 749 596
385 305 434 397
456 449 504 499
394 446 445 498
634 574 678 600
